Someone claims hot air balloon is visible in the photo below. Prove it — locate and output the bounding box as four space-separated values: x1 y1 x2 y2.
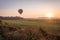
18 9 23 14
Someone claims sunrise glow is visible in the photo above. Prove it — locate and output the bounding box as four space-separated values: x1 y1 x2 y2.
0 0 60 18
45 13 54 18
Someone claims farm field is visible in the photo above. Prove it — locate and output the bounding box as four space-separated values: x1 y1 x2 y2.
2 19 60 35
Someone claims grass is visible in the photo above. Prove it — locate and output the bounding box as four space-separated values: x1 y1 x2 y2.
2 19 60 35
0 19 60 40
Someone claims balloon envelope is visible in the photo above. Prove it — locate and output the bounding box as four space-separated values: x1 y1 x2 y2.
18 9 23 14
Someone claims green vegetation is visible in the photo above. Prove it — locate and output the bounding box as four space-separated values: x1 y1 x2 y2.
0 19 60 40
2 19 60 35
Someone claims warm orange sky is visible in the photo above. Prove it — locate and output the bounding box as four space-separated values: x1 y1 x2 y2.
0 0 60 18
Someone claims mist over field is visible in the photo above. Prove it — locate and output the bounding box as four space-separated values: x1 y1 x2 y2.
0 17 60 40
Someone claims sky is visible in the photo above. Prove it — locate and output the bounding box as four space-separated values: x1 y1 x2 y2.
0 0 60 18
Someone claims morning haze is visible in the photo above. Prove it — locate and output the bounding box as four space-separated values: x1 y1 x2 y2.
0 0 60 18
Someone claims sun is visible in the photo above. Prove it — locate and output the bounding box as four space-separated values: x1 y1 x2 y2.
45 12 54 18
